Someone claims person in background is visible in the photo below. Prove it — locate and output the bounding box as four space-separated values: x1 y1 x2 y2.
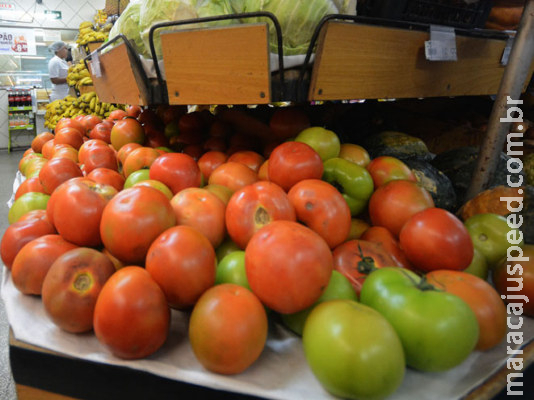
48 41 70 101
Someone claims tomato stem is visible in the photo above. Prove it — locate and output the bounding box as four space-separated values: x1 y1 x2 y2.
356 242 377 275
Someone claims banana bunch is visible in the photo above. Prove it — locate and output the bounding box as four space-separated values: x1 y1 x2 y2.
77 21 108 45
66 60 92 89
44 93 126 130
94 9 108 26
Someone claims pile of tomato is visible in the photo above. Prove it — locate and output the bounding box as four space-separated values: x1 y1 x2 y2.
2 104 533 400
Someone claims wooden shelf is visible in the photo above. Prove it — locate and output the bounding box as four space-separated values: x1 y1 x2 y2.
161 23 271 105
308 21 534 101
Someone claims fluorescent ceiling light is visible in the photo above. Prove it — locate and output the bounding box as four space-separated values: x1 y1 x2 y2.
20 56 46 60
35 42 47 46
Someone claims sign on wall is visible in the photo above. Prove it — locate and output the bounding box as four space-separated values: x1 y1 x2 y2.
0 28 36 55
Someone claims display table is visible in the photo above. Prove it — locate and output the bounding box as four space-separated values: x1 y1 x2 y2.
4 266 534 400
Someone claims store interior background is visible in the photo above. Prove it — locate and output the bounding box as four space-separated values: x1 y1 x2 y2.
0 0 106 151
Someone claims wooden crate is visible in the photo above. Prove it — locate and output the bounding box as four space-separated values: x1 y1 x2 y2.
87 42 150 106
160 23 271 105
78 84 95 95
308 21 534 100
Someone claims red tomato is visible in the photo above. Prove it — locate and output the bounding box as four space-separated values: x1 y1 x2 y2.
492 244 534 317
100 186 176 264
227 150 265 173
179 111 206 137
333 239 399 295
108 109 128 123
145 225 216 309
288 179 351 249
55 118 84 136
19 153 43 174
149 153 202 195
208 161 258 192
89 122 112 143
31 132 54 153
126 105 142 118
361 226 413 270
399 207 474 272
368 179 434 237
41 139 57 159
54 127 84 150
23 147 34 157
78 139 108 165
11 234 78 295
189 283 268 374
51 146 78 163
138 108 161 126
245 221 333 314
426 270 507 351
268 141 323 192
83 144 119 174
182 144 204 160
39 157 83 194
117 142 142 166
257 160 269 181
122 147 160 177
110 117 145 151
93 266 170 359
198 151 228 180
170 188 226 248
208 119 231 139
338 143 371 167
269 107 310 140
1 211 56 269
225 181 296 249
202 136 227 153
15 177 46 200
42 248 116 333
86 168 125 192
49 178 117 247
81 115 103 134
366 156 417 188
144 124 170 149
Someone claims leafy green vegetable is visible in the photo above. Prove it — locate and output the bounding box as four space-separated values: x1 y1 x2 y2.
230 0 354 55
107 0 146 56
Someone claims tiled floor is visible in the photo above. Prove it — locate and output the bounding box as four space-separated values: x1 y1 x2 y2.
0 149 25 400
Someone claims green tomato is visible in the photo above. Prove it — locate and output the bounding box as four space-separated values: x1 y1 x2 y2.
215 238 241 262
8 192 50 224
303 300 405 400
463 248 489 280
215 251 250 290
465 213 520 268
281 270 357 335
322 157 374 216
360 267 479 372
294 127 340 162
123 169 151 189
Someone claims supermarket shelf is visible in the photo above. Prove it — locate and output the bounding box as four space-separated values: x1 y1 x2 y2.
8 106 32 112
307 19 534 101
9 125 34 131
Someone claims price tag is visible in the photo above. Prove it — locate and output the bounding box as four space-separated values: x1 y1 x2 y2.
425 25 457 61
91 50 102 78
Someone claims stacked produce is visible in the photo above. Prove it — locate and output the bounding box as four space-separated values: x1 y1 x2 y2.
3 105 532 400
66 60 93 90
108 0 355 57
44 93 125 130
76 18 110 46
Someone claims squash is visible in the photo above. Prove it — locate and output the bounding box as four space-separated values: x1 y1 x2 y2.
458 185 522 221
363 131 433 161
403 159 457 212
430 146 524 204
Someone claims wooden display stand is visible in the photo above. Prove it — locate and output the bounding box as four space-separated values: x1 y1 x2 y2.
308 21 534 101
87 42 152 106
160 24 271 105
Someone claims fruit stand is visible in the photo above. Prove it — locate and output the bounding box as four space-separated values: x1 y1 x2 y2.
4 1 534 400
